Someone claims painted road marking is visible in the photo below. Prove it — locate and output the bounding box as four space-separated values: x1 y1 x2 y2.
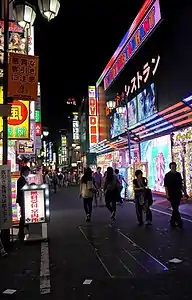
40 241 51 295
117 230 168 271
79 226 113 278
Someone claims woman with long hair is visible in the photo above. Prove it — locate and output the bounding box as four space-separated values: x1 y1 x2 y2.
80 167 96 222
104 167 120 222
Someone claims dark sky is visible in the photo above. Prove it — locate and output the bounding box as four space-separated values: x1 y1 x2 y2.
34 0 144 140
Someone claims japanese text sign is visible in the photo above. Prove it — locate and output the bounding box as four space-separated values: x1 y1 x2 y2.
125 55 160 97
8 100 30 139
88 86 98 151
103 0 161 90
23 184 50 224
11 176 21 225
0 165 12 229
35 122 42 136
8 53 39 101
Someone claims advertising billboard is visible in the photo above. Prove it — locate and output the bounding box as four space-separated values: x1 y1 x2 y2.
96 0 161 89
140 135 172 193
23 184 50 224
7 100 30 139
17 120 35 154
88 86 98 151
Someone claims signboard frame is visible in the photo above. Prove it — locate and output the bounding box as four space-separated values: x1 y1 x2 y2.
23 184 50 225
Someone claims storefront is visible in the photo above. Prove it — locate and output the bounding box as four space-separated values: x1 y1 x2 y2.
95 0 192 199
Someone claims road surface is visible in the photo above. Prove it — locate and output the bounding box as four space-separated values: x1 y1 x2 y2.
0 186 192 299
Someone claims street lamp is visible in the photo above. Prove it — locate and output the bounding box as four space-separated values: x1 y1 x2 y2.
116 105 126 114
38 0 60 21
106 99 116 109
13 1 36 29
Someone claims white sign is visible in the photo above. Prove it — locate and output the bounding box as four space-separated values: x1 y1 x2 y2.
73 120 79 141
0 165 12 229
30 101 35 120
24 187 48 224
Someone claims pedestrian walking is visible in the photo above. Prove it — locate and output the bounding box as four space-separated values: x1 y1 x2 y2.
93 167 103 206
16 165 30 241
114 169 127 204
52 172 58 193
164 162 184 228
0 234 8 257
133 169 152 226
80 167 96 222
104 167 121 222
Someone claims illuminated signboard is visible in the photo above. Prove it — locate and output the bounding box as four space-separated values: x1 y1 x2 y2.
8 100 30 139
35 122 42 136
35 110 41 122
23 184 50 224
96 0 154 87
88 86 98 151
97 0 161 90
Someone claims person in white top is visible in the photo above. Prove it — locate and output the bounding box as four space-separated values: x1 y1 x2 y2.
80 167 96 222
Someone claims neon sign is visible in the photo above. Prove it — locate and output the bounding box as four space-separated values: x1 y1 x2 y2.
88 86 98 152
97 0 161 90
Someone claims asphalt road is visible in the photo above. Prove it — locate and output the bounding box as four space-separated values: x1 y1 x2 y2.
1 186 192 299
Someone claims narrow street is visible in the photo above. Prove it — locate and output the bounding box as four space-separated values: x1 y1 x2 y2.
1 186 192 299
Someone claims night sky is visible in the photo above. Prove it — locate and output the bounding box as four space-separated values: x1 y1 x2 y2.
34 0 144 141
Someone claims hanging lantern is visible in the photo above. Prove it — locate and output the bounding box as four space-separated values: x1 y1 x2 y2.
116 106 126 114
106 99 116 109
13 2 36 29
38 0 60 21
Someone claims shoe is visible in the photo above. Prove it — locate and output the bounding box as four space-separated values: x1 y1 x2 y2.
0 248 8 257
111 211 116 221
145 221 152 226
86 214 91 222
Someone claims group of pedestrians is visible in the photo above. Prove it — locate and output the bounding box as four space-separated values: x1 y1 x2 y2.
79 161 185 228
79 166 126 223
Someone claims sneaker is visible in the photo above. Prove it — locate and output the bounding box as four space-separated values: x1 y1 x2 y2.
111 211 116 221
0 248 8 257
145 221 152 226
86 214 91 222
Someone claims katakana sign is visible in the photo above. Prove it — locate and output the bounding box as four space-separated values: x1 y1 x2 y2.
125 55 160 97
8 53 39 101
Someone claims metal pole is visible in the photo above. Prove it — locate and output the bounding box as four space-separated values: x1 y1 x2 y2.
1 0 10 251
126 101 131 165
3 0 9 165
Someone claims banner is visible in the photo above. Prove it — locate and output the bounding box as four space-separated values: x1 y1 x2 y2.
8 52 39 101
0 165 12 229
8 100 30 139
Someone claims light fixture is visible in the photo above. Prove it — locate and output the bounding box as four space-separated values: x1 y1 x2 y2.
106 99 116 109
116 106 126 114
43 130 49 137
13 1 36 29
38 0 60 21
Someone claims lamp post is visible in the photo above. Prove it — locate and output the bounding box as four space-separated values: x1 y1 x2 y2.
3 0 60 164
115 99 132 165
1 0 60 248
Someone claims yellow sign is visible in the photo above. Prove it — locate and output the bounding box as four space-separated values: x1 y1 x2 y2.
0 87 30 139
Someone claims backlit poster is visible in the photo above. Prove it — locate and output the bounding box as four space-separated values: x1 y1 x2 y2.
110 110 127 139
140 135 172 193
128 97 137 126
137 83 157 122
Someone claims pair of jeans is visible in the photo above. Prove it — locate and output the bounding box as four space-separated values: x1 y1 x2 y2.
105 190 117 215
83 198 93 216
135 199 152 224
170 198 182 226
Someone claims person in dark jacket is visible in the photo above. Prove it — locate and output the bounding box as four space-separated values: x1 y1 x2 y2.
164 162 184 228
16 165 30 241
133 169 152 225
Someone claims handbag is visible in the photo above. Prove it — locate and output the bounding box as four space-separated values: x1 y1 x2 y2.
145 188 153 206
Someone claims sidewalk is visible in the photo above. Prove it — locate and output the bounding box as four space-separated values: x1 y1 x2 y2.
153 195 192 217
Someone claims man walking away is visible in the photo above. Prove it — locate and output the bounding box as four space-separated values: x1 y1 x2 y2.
16 166 30 241
164 162 183 228
93 167 103 206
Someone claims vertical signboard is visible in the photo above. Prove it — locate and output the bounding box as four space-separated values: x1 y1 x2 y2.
0 165 12 229
88 86 98 152
72 112 79 144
